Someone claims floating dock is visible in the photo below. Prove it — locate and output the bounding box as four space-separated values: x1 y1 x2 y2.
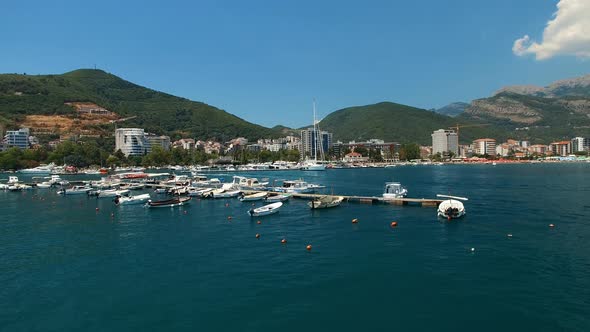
243 191 443 207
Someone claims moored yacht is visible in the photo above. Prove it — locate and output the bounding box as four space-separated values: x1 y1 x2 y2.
382 182 408 199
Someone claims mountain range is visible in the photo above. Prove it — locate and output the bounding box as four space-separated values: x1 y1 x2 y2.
1 69 589 146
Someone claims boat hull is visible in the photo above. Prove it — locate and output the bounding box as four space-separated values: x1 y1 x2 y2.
247 202 283 217
147 197 192 208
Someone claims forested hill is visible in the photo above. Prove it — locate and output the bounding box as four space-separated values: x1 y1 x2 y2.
0 69 278 141
318 102 507 145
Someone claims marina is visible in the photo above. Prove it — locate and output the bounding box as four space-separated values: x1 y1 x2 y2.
1 162 590 331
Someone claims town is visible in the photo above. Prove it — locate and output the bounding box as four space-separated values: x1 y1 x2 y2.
1 124 589 171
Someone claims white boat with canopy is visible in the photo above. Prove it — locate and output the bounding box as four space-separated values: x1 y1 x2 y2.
436 194 468 220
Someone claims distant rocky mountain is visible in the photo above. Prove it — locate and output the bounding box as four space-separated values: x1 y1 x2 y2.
495 74 590 98
435 102 469 117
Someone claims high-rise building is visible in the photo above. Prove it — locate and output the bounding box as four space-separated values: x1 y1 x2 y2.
3 128 30 149
431 129 458 156
115 128 150 156
300 128 332 158
473 138 496 156
571 137 589 153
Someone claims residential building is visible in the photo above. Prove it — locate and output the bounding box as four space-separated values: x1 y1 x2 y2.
571 137 589 153
343 152 369 163
146 134 171 151
3 128 30 149
473 138 496 156
550 141 571 156
174 138 195 150
115 128 150 156
431 129 458 156
300 128 333 158
529 144 548 155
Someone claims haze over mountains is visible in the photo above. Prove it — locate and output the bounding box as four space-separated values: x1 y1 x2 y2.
1 69 589 146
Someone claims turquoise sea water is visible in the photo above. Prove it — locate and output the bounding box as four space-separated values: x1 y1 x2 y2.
1 164 589 331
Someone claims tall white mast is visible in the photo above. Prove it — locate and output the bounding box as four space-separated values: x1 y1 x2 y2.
313 100 317 161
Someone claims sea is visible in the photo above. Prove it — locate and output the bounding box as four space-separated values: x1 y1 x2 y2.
1 163 589 332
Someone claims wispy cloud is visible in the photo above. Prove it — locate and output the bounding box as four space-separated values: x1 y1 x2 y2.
513 0 590 60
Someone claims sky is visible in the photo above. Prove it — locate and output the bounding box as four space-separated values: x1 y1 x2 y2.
1 0 590 128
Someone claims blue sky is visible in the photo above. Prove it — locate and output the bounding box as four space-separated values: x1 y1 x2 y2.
2 0 589 128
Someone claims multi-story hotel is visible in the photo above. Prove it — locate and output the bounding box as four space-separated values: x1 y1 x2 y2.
571 137 589 153
3 128 30 149
550 141 571 156
115 128 150 156
431 129 458 156
473 138 496 156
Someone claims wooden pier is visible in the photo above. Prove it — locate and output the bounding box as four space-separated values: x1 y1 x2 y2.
243 190 443 207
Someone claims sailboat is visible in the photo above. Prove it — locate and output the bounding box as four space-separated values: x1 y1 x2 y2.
301 100 326 171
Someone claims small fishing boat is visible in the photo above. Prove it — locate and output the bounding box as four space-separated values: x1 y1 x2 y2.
308 196 344 209
146 196 191 208
57 185 92 195
115 193 151 206
436 194 468 220
247 202 283 217
239 192 267 202
382 182 408 199
265 193 291 202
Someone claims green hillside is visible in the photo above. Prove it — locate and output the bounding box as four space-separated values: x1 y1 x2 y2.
0 69 277 141
318 102 506 145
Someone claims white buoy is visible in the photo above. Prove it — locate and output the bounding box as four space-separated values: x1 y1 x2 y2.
507 234 513 238
470 247 475 252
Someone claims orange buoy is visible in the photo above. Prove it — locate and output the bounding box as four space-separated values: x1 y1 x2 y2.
256 220 261 225
549 223 555 228
256 233 260 239
352 218 358 224
281 239 287 244
390 221 398 227
306 244 312 251
95 207 99 212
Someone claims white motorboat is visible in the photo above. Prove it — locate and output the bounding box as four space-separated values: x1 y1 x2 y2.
187 187 214 197
147 196 192 208
115 193 151 206
300 161 326 171
308 196 344 209
265 193 291 202
36 182 52 189
239 192 268 202
247 202 283 217
437 194 468 220
154 188 167 194
275 179 325 194
58 185 92 195
18 164 54 174
382 182 408 199
98 189 130 198
231 176 269 190
212 189 241 199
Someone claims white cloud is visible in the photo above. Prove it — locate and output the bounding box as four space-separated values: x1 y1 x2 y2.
513 0 590 60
